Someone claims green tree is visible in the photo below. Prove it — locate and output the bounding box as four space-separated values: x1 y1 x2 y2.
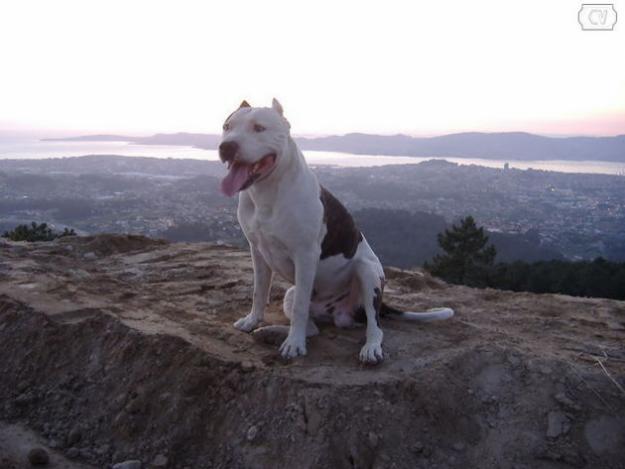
2 222 75 242
425 216 496 286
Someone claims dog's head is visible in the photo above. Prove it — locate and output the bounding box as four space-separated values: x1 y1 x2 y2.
218 98 290 197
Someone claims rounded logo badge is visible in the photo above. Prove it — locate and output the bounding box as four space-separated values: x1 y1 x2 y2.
578 4 618 30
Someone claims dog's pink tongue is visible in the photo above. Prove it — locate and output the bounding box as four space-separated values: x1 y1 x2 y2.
221 162 250 197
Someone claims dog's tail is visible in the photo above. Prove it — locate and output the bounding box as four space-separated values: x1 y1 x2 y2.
381 302 454 322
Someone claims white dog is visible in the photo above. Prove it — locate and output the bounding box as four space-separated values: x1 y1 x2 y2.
219 99 453 364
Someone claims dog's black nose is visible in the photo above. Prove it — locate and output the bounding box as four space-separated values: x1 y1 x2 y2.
219 141 239 163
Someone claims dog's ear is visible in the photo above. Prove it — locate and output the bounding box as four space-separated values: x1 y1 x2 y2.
239 100 251 109
272 98 284 116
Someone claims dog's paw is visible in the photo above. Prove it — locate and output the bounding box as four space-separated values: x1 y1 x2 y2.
279 333 307 359
233 314 260 333
359 341 384 364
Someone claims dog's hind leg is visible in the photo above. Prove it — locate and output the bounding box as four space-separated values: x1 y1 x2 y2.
283 286 319 337
355 263 384 364
251 286 319 346
234 245 272 332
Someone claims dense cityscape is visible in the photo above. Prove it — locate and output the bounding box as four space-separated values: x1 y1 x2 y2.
1 155 624 264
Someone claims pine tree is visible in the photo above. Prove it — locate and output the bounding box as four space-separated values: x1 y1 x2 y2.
425 216 496 286
2 222 75 242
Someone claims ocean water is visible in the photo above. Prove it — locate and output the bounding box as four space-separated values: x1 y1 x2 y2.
1 140 624 176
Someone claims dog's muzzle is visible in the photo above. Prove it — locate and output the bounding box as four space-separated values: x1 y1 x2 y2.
219 150 277 197
219 140 239 163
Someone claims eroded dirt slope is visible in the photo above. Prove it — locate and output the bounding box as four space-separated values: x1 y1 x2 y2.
0 235 624 469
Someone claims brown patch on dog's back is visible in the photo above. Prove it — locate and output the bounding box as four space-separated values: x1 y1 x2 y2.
319 186 362 260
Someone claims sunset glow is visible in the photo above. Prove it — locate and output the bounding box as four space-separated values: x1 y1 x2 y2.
1 0 624 136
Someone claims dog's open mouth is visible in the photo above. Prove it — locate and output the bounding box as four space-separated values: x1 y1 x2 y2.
220 153 277 197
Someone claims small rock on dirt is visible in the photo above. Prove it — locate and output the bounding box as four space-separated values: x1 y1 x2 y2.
152 454 168 467
247 425 259 442
554 392 581 411
411 441 424 453
47 439 61 449
113 461 142 469
67 426 82 446
27 447 49 466
66 447 79 459
15 392 33 407
240 360 254 372
546 411 571 438
251 326 289 346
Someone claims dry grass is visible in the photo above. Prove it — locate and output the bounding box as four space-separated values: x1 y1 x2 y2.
595 351 625 400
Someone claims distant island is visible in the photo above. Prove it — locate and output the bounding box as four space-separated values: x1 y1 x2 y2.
43 132 222 148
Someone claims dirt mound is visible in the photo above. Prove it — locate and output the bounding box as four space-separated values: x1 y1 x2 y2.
58 233 169 257
383 266 447 291
1 235 624 469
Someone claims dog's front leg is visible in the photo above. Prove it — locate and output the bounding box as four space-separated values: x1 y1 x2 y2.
234 245 272 332
279 248 319 359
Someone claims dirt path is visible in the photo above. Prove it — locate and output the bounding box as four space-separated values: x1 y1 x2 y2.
1 235 624 468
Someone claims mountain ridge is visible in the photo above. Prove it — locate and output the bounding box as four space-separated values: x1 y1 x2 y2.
42 131 625 162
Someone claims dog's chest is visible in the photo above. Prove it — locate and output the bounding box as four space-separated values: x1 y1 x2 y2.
242 209 296 282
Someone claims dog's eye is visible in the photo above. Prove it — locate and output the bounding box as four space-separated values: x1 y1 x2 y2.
253 124 266 132
223 122 230 131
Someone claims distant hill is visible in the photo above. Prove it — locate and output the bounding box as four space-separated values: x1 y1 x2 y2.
44 131 625 162
354 208 563 268
300 132 625 162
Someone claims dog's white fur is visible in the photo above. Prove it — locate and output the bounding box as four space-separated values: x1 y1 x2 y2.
220 99 453 363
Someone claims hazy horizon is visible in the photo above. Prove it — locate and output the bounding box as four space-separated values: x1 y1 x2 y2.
1 128 625 143
1 1 624 137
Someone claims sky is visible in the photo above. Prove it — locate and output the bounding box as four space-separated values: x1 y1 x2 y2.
0 0 624 137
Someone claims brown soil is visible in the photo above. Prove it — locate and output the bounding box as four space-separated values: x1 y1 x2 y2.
0 234 624 469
